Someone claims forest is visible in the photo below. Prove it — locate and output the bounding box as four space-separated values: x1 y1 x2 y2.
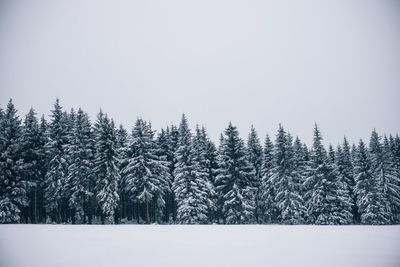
0 99 399 225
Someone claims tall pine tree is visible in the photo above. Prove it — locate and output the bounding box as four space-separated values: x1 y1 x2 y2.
93 111 120 224
215 123 256 224
122 118 170 224
0 100 26 223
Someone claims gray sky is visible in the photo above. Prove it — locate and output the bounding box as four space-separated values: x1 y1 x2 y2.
1 0 399 146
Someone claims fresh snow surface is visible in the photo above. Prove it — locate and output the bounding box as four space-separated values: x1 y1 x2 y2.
0 225 399 267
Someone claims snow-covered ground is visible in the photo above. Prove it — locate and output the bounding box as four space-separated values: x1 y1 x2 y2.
0 225 399 267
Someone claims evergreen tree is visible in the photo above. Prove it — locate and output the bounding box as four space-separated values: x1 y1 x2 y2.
66 108 94 223
0 100 26 223
192 126 217 222
122 118 170 223
93 111 120 224
215 123 256 224
172 115 213 224
389 134 400 223
271 126 305 224
159 125 179 222
246 126 263 223
115 124 129 222
337 137 359 223
368 130 393 223
259 134 278 223
304 124 350 224
354 140 390 224
19 108 47 223
292 136 308 221
43 99 70 223
328 144 353 224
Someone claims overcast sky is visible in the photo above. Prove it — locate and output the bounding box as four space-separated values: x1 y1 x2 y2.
0 0 399 146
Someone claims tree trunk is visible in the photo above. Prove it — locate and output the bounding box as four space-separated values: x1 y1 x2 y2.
146 201 150 224
33 188 37 224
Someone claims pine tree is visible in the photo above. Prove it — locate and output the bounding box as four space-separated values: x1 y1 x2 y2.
159 125 179 222
215 123 256 224
115 124 129 222
65 108 94 223
337 137 359 223
388 134 400 223
93 111 120 224
328 145 353 224
354 140 390 224
19 108 47 223
368 130 393 223
305 124 349 224
271 126 305 224
382 135 400 222
172 115 213 224
246 126 263 223
122 118 170 224
192 126 217 222
43 99 70 223
0 100 27 223
259 134 278 223
292 136 308 221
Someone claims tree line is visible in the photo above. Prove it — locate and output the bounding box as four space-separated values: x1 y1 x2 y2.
0 99 399 224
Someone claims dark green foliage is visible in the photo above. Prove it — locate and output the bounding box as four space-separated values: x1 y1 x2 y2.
215 123 256 224
1 98 399 225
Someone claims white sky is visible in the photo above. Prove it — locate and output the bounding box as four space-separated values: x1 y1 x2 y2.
0 0 399 146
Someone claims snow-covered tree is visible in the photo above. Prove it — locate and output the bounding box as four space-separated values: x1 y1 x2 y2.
292 136 309 221
43 99 70 223
172 115 214 224
259 134 278 223
368 130 393 223
122 118 170 223
337 137 359 223
157 125 180 222
115 124 129 222
305 124 351 224
354 140 390 224
271 125 305 224
19 108 47 223
246 126 263 223
328 145 353 224
388 134 400 223
192 126 217 222
0 100 26 223
93 111 120 224
215 123 256 224
66 108 94 223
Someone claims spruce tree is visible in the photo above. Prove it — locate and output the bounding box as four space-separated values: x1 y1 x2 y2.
192 126 217 222
388 134 400 223
122 118 170 223
354 140 390 224
337 137 359 223
0 100 26 223
246 126 263 223
159 125 179 222
305 124 350 224
271 126 305 224
115 124 129 222
215 123 256 224
368 130 393 223
66 108 94 223
328 144 353 224
172 115 213 224
93 111 120 224
19 108 47 223
259 134 278 223
43 99 69 223
292 136 308 222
